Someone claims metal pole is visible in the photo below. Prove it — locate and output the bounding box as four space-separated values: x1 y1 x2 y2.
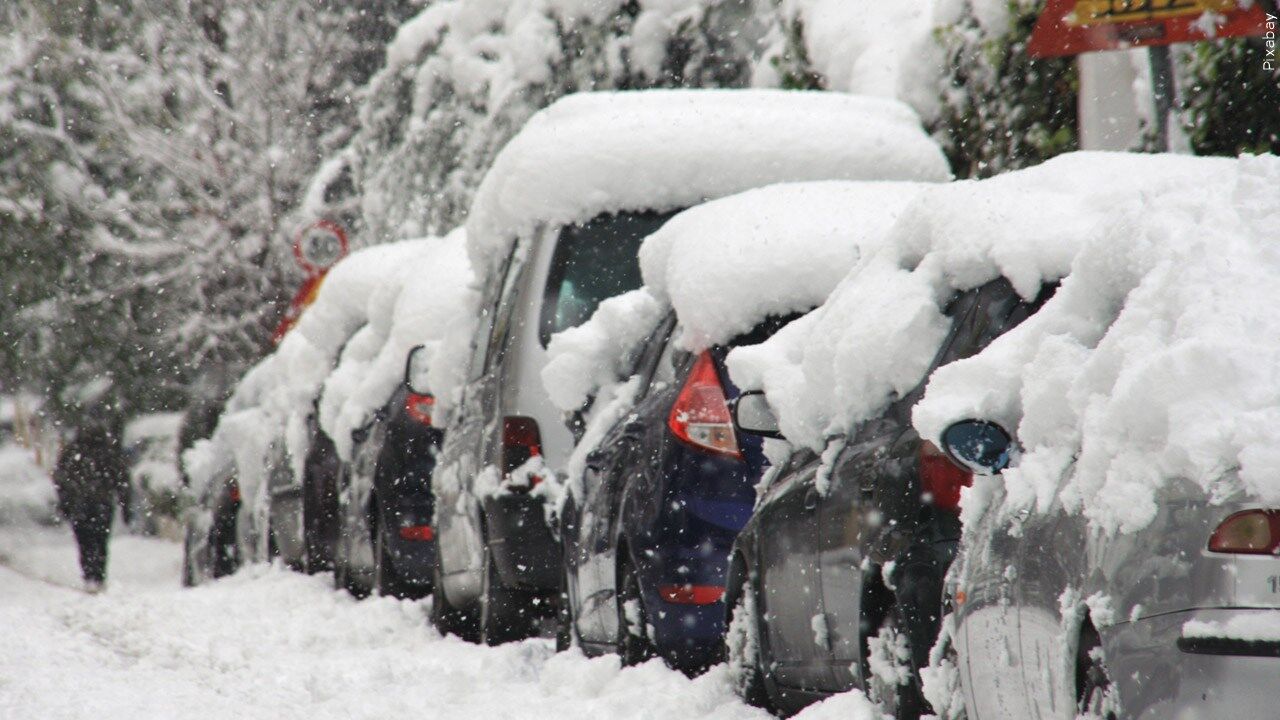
1148 45 1175 151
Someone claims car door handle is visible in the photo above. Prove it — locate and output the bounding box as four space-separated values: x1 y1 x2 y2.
803 487 820 511
621 420 646 436
861 486 875 500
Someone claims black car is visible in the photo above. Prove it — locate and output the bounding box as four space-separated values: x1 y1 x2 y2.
558 313 792 672
332 346 442 598
725 277 1054 718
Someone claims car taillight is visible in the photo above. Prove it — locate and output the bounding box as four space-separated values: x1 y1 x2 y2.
228 481 241 504
398 525 435 541
920 440 972 513
502 416 543 486
667 350 742 459
405 392 435 426
658 584 725 605
1208 510 1280 555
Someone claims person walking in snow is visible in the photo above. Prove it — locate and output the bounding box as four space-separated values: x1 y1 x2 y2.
53 413 131 593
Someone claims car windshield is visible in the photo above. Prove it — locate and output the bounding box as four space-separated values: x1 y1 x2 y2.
539 210 676 347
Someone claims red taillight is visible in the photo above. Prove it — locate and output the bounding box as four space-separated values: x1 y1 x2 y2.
502 416 543 486
658 584 725 605
667 351 741 459
1208 510 1280 555
228 481 241 504
919 440 972 513
398 525 435 542
405 392 435 426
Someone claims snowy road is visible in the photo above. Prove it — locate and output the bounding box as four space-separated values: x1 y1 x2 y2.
0 524 879 720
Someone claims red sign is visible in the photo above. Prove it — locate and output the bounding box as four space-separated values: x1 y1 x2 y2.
293 220 348 276
274 220 349 344
1028 0 1271 57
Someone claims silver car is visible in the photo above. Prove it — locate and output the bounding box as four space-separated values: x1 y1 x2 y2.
936 420 1280 720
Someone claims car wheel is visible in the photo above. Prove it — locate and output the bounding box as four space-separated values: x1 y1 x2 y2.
1076 624 1118 720
726 578 771 710
374 522 427 600
555 557 577 652
430 561 480 642
866 606 928 720
479 542 539 646
615 558 656 665
333 534 370 599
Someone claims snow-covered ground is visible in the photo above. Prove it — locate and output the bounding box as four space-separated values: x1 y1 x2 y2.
0 519 884 719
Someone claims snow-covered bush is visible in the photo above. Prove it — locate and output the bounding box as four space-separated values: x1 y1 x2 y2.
931 0 1078 177
1179 37 1280 155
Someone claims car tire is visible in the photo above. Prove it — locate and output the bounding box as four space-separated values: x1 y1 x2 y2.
1076 624 1118 720
866 605 929 720
615 557 656 665
479 542 539 646
303 478 336 574
374 522 428 600
726 578 771 710
431 561 480 642
333 536 370 599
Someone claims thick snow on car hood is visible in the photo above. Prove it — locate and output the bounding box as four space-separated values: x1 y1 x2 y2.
912 153 1280 533
465 89 950 279
541 180 931 413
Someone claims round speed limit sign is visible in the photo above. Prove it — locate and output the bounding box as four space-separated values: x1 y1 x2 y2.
294 220 349 275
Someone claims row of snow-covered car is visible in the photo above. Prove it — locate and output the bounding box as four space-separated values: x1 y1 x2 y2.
181 88 1280 720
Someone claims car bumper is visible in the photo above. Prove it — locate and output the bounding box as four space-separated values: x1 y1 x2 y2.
1107 608 1280 720
482 492 559 591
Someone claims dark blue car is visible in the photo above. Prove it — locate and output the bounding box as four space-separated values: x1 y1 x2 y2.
557 313 790 672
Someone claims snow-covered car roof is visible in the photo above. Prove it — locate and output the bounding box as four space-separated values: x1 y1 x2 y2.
541 180 931 412
466 89 951 278
727 151 1280 533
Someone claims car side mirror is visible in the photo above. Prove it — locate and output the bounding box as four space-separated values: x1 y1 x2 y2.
733 391 784 440
940 420 1013 475
404 344 430 395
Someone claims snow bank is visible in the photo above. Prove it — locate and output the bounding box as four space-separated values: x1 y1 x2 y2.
728 152 1240 456
0 443 57 525
466 89 950 279
912 153 1280 533
0 559 771 720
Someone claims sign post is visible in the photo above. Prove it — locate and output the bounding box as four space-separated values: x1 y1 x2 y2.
272 220 349 344
1028 0 1272 151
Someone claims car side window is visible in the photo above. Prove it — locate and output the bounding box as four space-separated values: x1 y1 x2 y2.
467 247 522 382
636 316 679 396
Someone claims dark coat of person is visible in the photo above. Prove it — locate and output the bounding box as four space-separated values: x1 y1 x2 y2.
53 422 130 523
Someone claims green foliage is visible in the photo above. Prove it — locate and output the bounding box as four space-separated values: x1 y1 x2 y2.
934 0 1079 178
1180 37 1280 156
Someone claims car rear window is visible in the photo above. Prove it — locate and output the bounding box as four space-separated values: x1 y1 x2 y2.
538 210 677 347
